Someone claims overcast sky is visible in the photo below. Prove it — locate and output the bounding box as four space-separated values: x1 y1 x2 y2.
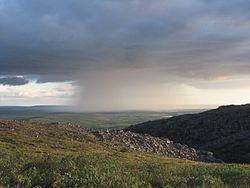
1 0 250 111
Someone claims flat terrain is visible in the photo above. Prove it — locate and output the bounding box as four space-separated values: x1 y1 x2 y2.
0 120 250 187
0 106 203 129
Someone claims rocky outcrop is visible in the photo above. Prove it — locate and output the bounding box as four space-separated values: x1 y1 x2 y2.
0 119 222 163
91 129 223 163
125 104 250 163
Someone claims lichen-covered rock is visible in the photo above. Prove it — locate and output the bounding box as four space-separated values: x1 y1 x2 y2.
91 129 223 163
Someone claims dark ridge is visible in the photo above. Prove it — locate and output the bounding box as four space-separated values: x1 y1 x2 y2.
125 104 250 163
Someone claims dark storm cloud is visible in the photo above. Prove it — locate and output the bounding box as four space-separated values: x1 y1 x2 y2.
1 0 250 82
0 76 29 86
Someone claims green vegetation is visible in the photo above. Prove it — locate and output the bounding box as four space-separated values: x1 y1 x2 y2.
25 112 168 129
0 106 202 129
0 120 249 187
0 109 169 129
1 152 250 188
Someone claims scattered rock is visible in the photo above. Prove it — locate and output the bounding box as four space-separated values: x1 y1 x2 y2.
91 129 222 163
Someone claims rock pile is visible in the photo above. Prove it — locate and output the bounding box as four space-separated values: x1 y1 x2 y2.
91 129 223 163
0 119 223 163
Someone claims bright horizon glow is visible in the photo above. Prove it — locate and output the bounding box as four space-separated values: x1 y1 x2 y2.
0 81 74 106
1 75 250 111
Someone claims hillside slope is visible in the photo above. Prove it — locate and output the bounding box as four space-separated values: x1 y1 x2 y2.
126 104 250 163
0 120 250 187
0 120 220 163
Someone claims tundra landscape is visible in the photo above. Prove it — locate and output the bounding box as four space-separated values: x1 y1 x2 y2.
1 0 250 187
0 106 250 187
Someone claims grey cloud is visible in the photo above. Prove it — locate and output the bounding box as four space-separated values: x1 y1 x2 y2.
0 0 250 83
0 76 29 86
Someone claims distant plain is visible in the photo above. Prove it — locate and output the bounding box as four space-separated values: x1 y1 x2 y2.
0 106 205 129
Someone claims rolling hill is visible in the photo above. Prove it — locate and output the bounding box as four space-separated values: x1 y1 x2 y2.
126 104 250 163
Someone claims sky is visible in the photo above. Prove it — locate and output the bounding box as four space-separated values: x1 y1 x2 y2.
1 0 250 111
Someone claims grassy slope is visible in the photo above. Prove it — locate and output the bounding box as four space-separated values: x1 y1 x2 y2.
0 120 250 188
126 105 250 163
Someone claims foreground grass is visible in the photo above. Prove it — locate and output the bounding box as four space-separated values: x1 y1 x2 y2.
1 151 250 188
0 120 249 187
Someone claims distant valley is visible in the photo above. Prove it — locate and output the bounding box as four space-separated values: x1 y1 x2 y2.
0 106 204 129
